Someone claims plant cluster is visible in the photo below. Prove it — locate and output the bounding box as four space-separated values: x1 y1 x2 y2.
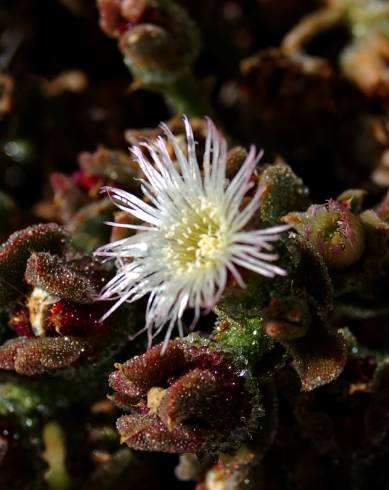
0 1 389 489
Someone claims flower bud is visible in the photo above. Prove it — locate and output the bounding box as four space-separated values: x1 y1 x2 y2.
97 0 200 86
284 200 365 269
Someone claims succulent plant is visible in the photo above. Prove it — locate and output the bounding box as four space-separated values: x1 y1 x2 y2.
1 1 389 488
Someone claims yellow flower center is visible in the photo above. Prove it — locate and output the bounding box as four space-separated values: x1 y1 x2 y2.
162 199 226 275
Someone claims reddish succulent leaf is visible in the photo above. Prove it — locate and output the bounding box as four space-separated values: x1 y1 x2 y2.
0 223 67 306
116 414 209 453
109 341 187 402
108 391 139 412
108 369 143 409
0 336 87 375
287 326 347 391
25 252 101 304
0 338 30 370
158 368 221 428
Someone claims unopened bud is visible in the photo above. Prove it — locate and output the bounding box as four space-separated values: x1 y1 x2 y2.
284 200 365 269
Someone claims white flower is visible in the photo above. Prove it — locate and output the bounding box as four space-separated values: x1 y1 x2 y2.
95 117 289 348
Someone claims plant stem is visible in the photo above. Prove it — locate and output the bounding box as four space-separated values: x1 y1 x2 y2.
162 72 214 118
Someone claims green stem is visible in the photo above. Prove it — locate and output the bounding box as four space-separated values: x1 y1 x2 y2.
162 72 214 118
